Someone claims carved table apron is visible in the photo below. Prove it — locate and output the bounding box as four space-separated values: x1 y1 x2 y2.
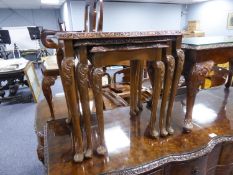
182 36 233 130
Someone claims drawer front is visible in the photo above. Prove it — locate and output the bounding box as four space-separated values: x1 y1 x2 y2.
207 144 221 170
165 156 208 175
215 164 233 175
218 142 233 165
206 168 216 175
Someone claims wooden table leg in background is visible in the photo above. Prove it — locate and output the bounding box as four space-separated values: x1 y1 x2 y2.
77 47 95 157
42 75 57 120
159 55 175 137
92 67 107 155
184 61 214 131
137 60 144 111
77 62 94 158
130 60 139 116
225 59 233 88
166 49 185 134
61 58 84 163
147 61 165 138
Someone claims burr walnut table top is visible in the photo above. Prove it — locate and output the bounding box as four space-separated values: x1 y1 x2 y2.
55 31 182 50
56 30 181 40
44 86 233 175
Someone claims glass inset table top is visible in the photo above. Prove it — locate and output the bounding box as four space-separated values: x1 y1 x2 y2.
182 36 233 50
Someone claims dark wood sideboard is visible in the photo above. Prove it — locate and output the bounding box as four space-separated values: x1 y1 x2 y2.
44 86 233 175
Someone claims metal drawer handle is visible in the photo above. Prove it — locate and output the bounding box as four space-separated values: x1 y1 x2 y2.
191 168 200 175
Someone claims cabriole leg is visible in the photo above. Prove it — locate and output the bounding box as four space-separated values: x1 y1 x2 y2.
61 58 84 163
42 76 56 120
159 55 175 137
92 68 107 155
147 61 165 138
166 50 184 135
77 62 93 158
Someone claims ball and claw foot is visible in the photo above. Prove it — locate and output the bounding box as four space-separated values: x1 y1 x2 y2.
166 126 174 135
160 128 168 137
149 129 159 138
184 119 193 132
97 145 107 155
66 118 71 124
85 148 93 158
74 153 84 163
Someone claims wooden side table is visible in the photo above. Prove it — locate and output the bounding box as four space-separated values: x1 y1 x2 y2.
182 36 233 130
41 56 59 119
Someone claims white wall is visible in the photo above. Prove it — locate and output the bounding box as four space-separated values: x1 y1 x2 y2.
70 1 85 31
60 0 73 31
67 1 183 32
0 9 60 30
186 0 233 36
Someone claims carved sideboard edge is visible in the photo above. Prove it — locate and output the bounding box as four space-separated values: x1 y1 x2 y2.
103 136 233 175
56 30 182 40
44 124 49 172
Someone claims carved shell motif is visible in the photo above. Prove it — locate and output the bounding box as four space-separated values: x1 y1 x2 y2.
77 62 89 86
93 68 103 92
176 49 185 67
166 55 175 75
61 58 75 86
42 76 56 89
154 61 165 82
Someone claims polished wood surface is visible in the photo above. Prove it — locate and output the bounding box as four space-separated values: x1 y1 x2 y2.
182 36 233 130
35 89 129 163
45 86 233 175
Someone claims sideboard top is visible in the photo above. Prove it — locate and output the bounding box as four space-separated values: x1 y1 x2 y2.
45 86 233 175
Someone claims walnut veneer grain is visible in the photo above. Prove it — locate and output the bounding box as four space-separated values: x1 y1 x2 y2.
44 86 233 175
